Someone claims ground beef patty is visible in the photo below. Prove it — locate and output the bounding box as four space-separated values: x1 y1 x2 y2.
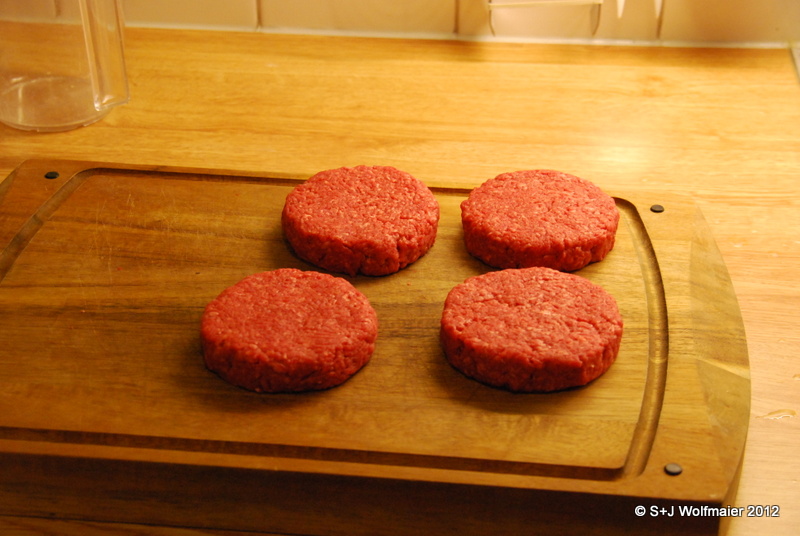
282 166 439 276
440 267 623 393
201 269 378 393
461 170 619 271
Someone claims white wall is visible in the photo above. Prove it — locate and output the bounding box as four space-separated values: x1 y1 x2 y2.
115 0 800 45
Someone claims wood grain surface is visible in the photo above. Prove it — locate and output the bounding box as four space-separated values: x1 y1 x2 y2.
0 160 747 535
0 27 797 536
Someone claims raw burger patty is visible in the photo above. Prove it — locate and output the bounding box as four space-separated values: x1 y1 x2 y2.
461 170 619 271
282 165 439 276
440 267 623 393
201 269 378 393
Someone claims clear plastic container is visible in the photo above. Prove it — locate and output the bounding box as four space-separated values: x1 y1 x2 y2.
0 0 129 132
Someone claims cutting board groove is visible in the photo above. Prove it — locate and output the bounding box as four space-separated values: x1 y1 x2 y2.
614 198 670 479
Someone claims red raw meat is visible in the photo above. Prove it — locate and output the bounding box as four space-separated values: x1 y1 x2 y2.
282 165 439 276
461 170 619 271
440 267 623 392
201 269 378 393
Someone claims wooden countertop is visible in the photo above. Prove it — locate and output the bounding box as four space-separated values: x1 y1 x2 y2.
1 27 798 536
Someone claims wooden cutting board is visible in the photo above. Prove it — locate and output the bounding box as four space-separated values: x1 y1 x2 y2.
0 159 749 536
